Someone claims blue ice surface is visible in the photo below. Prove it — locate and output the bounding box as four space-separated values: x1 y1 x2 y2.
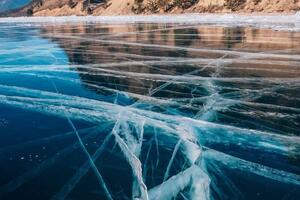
0 21 299 200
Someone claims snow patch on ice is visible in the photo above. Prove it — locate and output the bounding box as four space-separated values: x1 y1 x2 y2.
0 13 300 31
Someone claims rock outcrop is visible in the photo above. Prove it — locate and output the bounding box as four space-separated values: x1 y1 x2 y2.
6 0 300 17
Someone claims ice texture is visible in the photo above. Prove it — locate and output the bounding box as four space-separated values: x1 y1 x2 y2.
0 13 300 31
0 21 299 200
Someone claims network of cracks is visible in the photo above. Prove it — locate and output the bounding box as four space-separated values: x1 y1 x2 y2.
0 22 299 200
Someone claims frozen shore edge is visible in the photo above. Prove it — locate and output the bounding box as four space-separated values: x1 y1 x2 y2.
0 12 300 31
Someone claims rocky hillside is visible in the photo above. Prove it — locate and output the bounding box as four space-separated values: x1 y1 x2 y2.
7 0 300 16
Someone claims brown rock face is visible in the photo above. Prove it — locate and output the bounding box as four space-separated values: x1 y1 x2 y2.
5 0 300 16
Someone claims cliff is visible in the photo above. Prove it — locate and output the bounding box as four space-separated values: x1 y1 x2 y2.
6 0 300 17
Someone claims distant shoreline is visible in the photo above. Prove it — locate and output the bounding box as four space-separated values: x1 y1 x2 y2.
2 0 300 18
0 13 299 32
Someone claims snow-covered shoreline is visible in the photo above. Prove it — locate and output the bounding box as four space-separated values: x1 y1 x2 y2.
0 12 300 31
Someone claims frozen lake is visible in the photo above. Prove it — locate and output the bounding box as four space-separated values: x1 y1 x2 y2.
0 16 299 199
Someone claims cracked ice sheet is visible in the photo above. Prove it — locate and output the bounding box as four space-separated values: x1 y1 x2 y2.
0 21 300 200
